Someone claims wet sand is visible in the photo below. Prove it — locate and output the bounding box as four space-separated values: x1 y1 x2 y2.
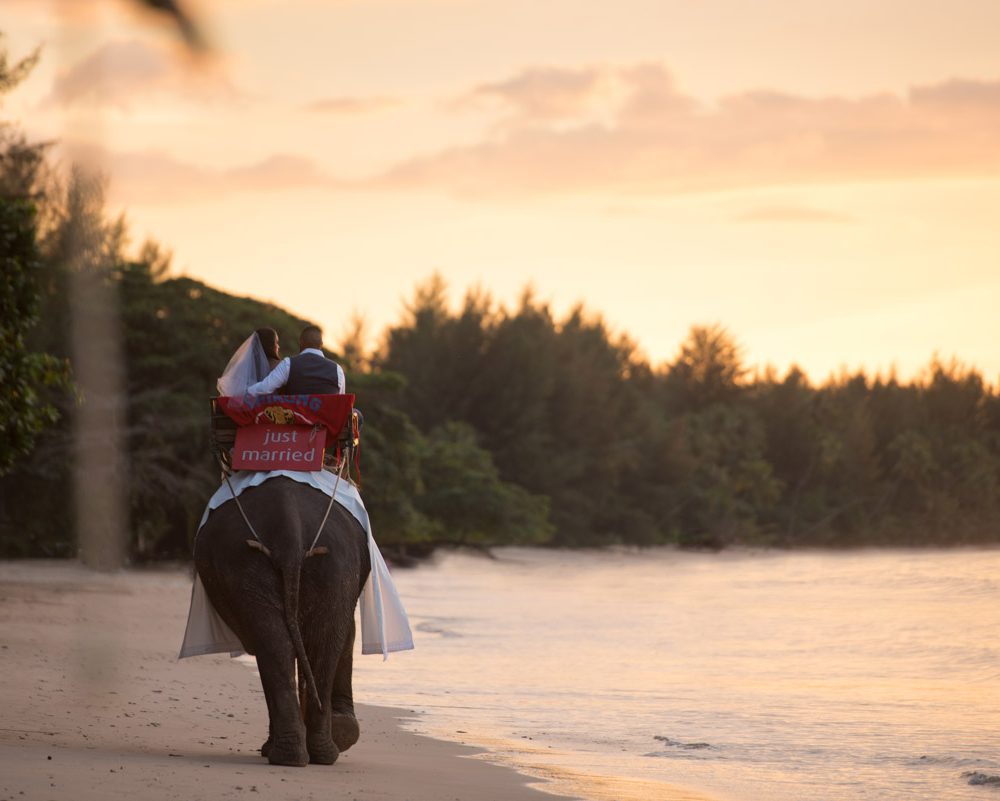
0 560 563 801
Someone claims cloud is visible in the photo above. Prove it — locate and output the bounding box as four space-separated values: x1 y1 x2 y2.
59 142 339 204
302 95 399 114
43 40 241 109
909 77 1000 109
372 63 1000 197
736 205 855 224
455 66 610 122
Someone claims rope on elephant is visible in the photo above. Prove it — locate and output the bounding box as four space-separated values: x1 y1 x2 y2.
221 465 265 544
306 457 346 556
215 451 347 557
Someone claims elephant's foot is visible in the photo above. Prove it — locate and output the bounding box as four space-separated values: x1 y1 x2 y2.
330 713 360 753
265 736 308 767
306 734 340 766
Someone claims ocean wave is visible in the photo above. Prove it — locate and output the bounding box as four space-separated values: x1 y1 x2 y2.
644 735 719 759
963 772 1000 786
908 755 990 768
653 736 713 750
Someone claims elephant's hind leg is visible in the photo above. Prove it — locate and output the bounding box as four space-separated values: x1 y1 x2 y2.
255 632 309 767
303 615 363 764
329 714 360 755
329 618 361 753
302 631 342 765
301 673 339 765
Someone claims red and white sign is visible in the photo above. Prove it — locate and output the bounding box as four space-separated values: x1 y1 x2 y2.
231 424 326 471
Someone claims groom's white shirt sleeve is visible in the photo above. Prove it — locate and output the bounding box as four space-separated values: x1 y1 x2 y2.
247 357 290 395
246 349 345 395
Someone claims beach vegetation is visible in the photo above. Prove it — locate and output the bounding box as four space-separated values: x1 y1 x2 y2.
0 40 71 479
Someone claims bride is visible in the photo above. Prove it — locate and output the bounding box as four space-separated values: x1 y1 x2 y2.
217 328 281 396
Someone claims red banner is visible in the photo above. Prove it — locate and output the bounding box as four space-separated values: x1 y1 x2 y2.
231 424 326 471
217 393 354 439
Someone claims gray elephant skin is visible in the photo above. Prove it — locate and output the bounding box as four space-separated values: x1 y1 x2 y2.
195 476 371 767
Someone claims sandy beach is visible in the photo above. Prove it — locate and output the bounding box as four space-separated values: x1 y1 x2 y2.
0 560 563 801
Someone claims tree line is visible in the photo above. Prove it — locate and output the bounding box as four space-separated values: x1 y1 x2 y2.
374 279 1000 548
2 42 999 559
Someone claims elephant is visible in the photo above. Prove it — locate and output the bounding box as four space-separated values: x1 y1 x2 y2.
194 476 371 767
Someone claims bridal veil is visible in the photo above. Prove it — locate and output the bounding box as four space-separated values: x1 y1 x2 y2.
217 332 271 396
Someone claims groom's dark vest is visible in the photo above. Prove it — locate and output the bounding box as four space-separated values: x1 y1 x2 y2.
281 352 342 395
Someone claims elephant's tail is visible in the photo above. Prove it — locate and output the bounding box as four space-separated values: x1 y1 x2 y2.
245 538 322 711
280 561 322 712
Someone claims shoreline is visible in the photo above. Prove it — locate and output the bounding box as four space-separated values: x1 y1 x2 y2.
402 725 723 801
0 560 565 801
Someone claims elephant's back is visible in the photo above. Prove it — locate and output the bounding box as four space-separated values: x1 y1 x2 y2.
196 476 366 561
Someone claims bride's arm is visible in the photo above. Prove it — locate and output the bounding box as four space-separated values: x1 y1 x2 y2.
247 357 290 395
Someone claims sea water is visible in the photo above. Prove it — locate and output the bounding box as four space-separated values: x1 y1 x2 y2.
351 547 1000 801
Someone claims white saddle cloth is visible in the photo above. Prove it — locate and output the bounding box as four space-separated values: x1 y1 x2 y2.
178 470 414 661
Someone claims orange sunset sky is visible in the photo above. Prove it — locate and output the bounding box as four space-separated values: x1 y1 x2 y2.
5 0 1000 382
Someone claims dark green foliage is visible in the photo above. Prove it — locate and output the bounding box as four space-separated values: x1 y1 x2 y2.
380 277 1000 548
348 370 434 545
379 280 654 546
416 422 551 546
345 369 552 550
0 189 70 478
671 403 782 547
0 40 68 477
662 323 746 413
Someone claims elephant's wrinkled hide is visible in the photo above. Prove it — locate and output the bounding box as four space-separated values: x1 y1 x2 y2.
180 469 413 660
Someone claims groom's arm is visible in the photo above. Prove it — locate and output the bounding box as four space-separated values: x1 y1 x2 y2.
247 357 290 395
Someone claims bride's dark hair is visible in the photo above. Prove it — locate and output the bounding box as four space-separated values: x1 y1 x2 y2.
255 327 280 361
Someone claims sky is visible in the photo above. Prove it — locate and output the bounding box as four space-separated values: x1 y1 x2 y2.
5 0 1000 382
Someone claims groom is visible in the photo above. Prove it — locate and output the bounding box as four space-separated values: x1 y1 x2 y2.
247 325 345 396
